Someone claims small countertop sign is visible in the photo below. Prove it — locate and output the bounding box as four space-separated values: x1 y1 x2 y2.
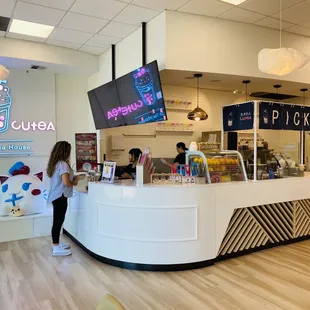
101 161 116 184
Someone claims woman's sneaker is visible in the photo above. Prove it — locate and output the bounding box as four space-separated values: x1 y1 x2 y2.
52 243 70 250
52 245 72 257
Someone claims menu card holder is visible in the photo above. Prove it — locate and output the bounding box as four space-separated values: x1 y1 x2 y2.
101 161 116 184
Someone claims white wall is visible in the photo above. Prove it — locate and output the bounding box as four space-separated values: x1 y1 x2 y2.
0 37 98 75
165 11 310 84
0 70 56 177
56 74 92 167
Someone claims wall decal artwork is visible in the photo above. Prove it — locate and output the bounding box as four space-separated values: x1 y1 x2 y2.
0 162 48 217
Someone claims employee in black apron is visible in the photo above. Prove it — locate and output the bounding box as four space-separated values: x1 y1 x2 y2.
161 142 188 168
121 148 142 179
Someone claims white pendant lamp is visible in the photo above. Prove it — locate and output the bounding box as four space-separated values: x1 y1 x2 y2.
258 0 310 76
0 65 9 80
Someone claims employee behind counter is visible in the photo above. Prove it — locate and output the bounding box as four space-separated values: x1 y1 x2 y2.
161 142 188 169
118 148 142 180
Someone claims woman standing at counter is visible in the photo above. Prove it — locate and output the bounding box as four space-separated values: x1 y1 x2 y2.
47 141 78 257
161 142 188 169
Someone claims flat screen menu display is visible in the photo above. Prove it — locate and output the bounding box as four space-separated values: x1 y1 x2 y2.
88 61 167 129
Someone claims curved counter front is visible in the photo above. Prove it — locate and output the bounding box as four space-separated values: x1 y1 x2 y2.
64 178 310 271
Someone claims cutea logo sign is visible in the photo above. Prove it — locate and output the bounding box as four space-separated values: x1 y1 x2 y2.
0 80 55 133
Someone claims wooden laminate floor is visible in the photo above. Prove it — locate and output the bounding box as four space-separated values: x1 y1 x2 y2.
0 237 310 310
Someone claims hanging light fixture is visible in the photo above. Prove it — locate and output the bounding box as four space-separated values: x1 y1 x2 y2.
274 84 282 100
187 74 208 121
242 80 251 100
258 0 309 76
0 65 9 80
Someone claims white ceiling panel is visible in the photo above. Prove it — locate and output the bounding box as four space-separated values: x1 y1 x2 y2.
59 13 109 34
178 0 234 17
80 45 108 55
21 0 75 11
86 34 121 48
219 7 265 24
240 0 305 16
13 2 66 26
113 5 159 25
1 0 16 18
49 28 93 44
46 39 82 49
286 25 310 37
99 21 139 38
272 1 310 24
300 19 310 29
6 32 46 42
70 0 128 20
255 17 294 30
132 0 190 11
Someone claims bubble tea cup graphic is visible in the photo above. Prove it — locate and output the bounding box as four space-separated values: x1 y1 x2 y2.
0 80 11 133
228 112 233 127
263 109 268 124
133 68 156 106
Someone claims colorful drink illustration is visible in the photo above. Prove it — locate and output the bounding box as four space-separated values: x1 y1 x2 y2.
133 68 156 106
0 80 11 133
263 109 268 124
228 112 233 127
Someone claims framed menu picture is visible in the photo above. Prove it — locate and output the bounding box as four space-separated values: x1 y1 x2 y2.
101 161 116 184
75 133 97 172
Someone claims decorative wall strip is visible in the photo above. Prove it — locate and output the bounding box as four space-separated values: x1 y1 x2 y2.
217 199 310 257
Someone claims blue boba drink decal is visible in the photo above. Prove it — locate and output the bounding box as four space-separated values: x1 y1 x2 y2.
0 80 11 133
133 68 156 106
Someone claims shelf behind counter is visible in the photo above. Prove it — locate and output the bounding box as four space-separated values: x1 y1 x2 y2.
65 177 310 271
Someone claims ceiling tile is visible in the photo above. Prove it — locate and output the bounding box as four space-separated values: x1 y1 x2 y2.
21 0 75 11
99 21 138 38
178 0 234 17
59 13 109 34
49 28 93 44
46 39 82 49
240 0 305 16
113 5 159 25
255 17 294 30
132 0 189 11
300 19 310 29
286 25 310 37
272 1 310 24
71 0 128 20
6 32 46 43
1 0 16 18
80 45 108 55
219 7 265 24
13 2 65 26
86 34 121 48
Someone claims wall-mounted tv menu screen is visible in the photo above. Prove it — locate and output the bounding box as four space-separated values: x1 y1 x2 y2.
88 60 167 129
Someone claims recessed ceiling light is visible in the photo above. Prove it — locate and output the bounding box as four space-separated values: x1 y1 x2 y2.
219 0 247 5
9 19 54 38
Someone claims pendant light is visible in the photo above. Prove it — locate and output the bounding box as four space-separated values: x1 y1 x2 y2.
187 74 208 121
274 84 281 100
242 80 251 101
258 0 309 76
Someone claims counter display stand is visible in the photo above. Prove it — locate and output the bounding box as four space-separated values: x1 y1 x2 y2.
186 150 247 184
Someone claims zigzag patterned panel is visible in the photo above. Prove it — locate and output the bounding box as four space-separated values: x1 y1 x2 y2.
217 199 310 257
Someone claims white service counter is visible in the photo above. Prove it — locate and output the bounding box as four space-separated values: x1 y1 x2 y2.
64 177 310 271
